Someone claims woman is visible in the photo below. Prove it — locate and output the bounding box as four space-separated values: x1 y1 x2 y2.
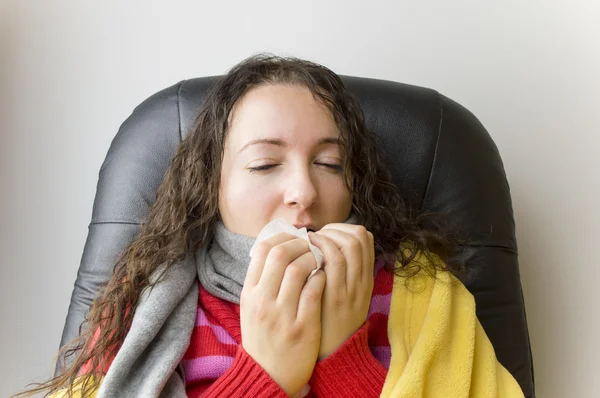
19 54 523 397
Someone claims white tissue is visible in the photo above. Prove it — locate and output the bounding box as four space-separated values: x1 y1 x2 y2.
249 218 324 278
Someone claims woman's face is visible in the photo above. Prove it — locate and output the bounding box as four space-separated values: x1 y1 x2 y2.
218 84 353 238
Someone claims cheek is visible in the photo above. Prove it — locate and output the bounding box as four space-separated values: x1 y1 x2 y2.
221 174 281 236
321 177 353 213
320 175 350 197
229 174 268 199
222 174 276 215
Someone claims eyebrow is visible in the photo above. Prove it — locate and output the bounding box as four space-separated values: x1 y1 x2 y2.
238 137 340 153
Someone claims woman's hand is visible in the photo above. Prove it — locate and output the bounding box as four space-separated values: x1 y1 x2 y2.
240 233 326 397
308 224 375 360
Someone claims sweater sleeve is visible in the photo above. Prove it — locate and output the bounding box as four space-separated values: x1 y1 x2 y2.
309 322 387 397
188 346 289 398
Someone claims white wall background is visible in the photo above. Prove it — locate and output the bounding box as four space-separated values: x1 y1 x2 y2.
1 0 598 396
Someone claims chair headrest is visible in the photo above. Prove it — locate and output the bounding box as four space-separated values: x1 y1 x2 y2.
59 76 534 396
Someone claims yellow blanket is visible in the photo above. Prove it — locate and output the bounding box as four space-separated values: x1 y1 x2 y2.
381 251 524 397
54 251 524 397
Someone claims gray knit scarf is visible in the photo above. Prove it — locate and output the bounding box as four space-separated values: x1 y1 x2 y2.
96 215 357 397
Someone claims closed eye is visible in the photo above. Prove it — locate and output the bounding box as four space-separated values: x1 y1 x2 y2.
317 163 343 172
247 163 342 173
247 164 278 173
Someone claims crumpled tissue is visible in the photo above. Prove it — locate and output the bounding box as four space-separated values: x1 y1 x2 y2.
250 218 324 278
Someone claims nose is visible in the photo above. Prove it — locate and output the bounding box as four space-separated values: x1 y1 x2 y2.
283 168 318 209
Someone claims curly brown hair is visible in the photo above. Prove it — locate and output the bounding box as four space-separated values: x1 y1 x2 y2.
17 54 465 397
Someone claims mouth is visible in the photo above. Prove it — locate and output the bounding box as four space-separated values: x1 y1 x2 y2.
293 224 317 232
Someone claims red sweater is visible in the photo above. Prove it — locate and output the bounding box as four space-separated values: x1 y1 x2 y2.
184 262 393 397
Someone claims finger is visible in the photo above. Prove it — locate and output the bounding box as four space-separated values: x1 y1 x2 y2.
245 232 298 287
308 231 347 290
296 269 326 323
366 230 375 279
313 228 363 286
277 251 318 317
258 238 311 299
320 224 374 281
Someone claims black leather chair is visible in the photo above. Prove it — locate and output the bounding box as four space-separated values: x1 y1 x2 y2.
58 76 535 397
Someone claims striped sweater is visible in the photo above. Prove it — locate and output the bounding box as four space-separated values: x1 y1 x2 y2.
183 258 394 397
61 251 525 398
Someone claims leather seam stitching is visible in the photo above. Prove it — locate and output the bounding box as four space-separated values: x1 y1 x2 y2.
176 80 185 142
462 243 518 254
90 221 140 226
420 92 444 211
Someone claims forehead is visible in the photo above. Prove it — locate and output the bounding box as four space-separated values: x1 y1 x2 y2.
226 84 340 150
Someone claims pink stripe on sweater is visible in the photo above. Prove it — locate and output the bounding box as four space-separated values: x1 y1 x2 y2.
182 355 235 380
373 257 386 274
196 309 237 345
368 293 392 317
370 346 392 369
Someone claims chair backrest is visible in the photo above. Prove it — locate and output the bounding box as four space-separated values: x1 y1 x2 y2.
58 76 534 397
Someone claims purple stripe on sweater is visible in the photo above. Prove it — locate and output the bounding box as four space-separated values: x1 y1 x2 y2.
370 346 392 369
182 355 235 380
373 257 386 274
195 309 237 345
368 293 392 317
